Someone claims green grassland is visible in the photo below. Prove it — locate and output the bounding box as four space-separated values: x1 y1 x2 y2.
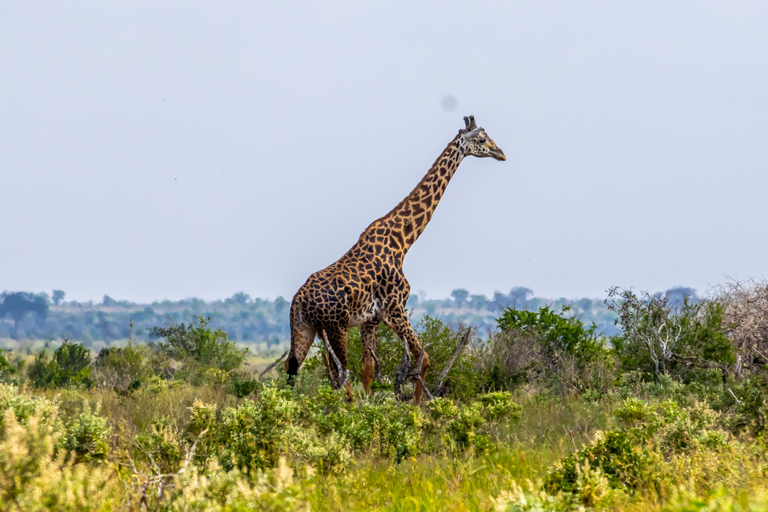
1 282 768 511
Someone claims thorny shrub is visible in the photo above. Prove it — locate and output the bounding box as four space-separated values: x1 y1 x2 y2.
608 288 735 383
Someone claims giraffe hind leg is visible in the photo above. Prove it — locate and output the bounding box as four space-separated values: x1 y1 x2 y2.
323 326 353 402
360 323 378 394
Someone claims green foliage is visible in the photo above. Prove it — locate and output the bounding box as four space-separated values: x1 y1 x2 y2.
136 417 186 474
227 373 262 398
491 306 615 394
218 385 299 474
417 317 483 400
27 341 93 389
150 316 247 372
478 391 522 421
730 372 768 434
0 384 56 434
93 341 153 391
545 397 732 502
0 349 24 383
497 305 602 359
57 404 111 464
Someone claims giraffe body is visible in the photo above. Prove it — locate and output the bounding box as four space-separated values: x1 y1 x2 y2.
286 116 505 404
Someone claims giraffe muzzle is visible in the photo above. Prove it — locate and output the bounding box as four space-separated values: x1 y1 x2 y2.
492 148 506 161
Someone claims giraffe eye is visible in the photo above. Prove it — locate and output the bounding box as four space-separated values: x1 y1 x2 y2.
478 138 486 144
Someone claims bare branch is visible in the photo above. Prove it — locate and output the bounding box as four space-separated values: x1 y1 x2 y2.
259 351 288 380
433 328 472 397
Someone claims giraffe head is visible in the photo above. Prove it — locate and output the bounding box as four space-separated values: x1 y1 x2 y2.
458 115 506 161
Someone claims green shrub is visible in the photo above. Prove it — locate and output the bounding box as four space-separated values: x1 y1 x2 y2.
478 391 522 421
93 342 152 392
57 404 111 464
492 306 615 395
150 316 246 372
615 397 651 427
227 372 262 398
545 428 652 495
217 385 299 473
0 384 56 435
136 417 186 474
27 341 93 389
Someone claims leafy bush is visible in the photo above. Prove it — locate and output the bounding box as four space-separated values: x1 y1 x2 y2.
545 397 732 500
478 391 522 421
27 341 93 389
0 384 56 434
57 404 111 464
491 305 615 394
218 386 299 474
136 417 186 474
150 316 246 373
92 342 153 392
227 372 262 398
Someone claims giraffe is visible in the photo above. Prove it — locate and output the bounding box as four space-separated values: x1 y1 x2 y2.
285 115 506 405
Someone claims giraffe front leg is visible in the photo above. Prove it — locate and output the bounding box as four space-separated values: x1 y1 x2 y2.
286 321 316 385
386 310 430 406
360 323 378 394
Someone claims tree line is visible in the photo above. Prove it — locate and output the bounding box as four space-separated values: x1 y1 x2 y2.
0 286 698 349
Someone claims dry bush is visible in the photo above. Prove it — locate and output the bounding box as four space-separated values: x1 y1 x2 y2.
715 278 768 372
480 329 545 391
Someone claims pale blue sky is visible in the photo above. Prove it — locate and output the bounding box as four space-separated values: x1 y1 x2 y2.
1 1 767 303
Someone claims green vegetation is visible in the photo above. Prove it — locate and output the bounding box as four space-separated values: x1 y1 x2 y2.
0 280 767 510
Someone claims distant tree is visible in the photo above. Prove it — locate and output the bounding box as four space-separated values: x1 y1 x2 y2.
230 292 251 305
508 287 533 307
406 294 419 310
451 289 469 308
274 296 288 316
664 287 698 309
102 295 116 306
0 292 49 333
469 294 488 311
52 289 66 306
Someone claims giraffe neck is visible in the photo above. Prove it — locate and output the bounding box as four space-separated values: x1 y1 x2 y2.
364 133 467 261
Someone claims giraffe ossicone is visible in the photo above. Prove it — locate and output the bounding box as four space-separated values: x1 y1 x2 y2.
285 115 506 405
